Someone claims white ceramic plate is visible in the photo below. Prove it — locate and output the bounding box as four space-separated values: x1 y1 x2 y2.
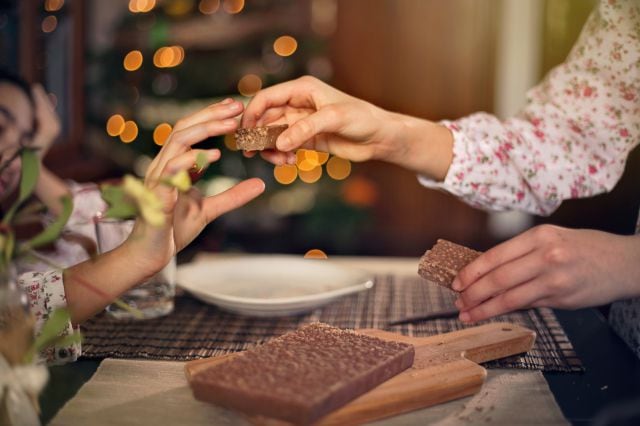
176 255 374 317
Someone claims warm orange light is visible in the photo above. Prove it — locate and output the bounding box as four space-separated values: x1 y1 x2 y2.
296 149 319 171
173 46 185 66
274 164 297 185
106 114 126 137
341 176 378 207
237 74 262 97
123 50 143 71
164 0 193 15
41 15 57 33
199 0 220 14
273 35 298 57
326 156 351 180
224 133 238 151
223 0 244 14
304 249 328 259
44 0 64 12
128 0 139 12
137 0 156 13
153 123 173 146
153 46 184 68
316 151 329 165
298 165 322 184
120 121 139 143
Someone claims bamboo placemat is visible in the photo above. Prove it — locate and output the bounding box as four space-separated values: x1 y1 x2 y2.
80 275 583 372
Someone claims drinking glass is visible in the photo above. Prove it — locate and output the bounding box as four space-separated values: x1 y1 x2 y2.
94 218 176 319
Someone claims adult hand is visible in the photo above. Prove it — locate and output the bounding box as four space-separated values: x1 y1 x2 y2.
452 225 640 322
129 98 265 274
242 75 401 165
31 84 61 158
242 76 453 180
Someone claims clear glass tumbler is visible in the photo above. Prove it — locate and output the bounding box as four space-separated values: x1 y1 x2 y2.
94 218 176 320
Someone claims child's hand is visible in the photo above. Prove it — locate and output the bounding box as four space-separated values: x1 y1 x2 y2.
128 98 265 273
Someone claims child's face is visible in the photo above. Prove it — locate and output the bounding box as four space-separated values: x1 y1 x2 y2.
0 83 35 203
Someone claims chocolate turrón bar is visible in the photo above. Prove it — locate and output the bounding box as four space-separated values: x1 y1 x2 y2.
190 323 414 425
418 239 482 289
234 124 288 150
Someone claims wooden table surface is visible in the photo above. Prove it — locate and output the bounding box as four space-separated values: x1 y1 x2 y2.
39 256 640 425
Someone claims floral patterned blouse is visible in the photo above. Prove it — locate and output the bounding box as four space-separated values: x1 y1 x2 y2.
420 0 640 358
17 183 105 365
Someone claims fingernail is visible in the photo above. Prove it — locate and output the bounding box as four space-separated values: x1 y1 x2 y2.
454 298 463 310
222 98 233 104
227 102 240 110
286 153 296 165
459 312 470 322
451 278 461 291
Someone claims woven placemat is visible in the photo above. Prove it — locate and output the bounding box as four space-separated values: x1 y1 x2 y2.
80 275 583 372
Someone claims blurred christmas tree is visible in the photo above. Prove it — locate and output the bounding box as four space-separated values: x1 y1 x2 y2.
86 0 377 255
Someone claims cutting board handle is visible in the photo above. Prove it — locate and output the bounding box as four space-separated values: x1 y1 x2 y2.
360 322 536 363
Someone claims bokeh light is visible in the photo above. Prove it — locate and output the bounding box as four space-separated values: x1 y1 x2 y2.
317 151 330 165
273 164 297 185
106 114 126 137
41 15 57 33
223 0 244 14
296 149 319 171
298 165 322 184
237 74 262 97
304 249 328 259
120 121 139 143
164 0 193 16
123 50 143 71
341 175 378 207
326 156 351 180
153 123 173 146
153 46 185 68
44 0 64 12
273 35 298 57
129 0 157 13
199 0 220 14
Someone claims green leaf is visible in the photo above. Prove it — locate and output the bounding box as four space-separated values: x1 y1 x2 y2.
101 184 138 219
48 332 82 350
3 231 14 266
2 149 40 224
24 307 73 363
19 196 73 252
195 152 208 171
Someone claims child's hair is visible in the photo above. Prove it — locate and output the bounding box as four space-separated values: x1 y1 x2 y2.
0 68 35 106
0 67 37 131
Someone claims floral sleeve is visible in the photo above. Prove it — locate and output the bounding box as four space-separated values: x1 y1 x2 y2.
14 182 106 365
419 0 640 216
19 270 80 365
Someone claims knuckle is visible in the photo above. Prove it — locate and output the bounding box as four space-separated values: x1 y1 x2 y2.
533 224 560 243
294 119 315 139
543 246 569 265
174 118 187 130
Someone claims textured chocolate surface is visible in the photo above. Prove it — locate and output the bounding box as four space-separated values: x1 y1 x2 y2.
234 124 288 150
190 322 415 425
418 239 482 289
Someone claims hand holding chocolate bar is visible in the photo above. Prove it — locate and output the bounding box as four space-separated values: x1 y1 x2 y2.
241 75 453 179
426 226 640 324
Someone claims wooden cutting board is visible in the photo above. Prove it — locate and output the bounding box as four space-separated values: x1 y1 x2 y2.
185 322 536 425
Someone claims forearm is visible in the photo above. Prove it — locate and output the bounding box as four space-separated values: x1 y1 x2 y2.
63 240 158 323
379 112 453 180
35 165 71 216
